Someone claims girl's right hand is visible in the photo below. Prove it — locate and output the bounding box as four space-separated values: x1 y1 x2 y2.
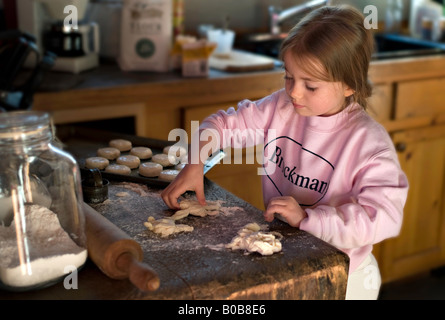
161 163 206 209
263 196 307 228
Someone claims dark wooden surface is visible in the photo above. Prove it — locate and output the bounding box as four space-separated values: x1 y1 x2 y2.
0 178 349 300
0 129 349 300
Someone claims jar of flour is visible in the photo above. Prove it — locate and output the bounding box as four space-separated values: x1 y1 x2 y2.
0 111 87 291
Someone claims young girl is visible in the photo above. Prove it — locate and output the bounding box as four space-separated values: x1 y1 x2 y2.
162 5 408 300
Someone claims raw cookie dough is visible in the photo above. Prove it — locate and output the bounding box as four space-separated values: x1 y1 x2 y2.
159 169 179 181
116 155 140 169
170 199 221 220
139 162 163 177
130 147 152 159
105 164 131 175
226 223 282 256
163 145 187 159
152 153 177 167
144 216 193 237
179 155 188 164
85 156 109 170
97 147 120 160
109 139 132 151
175 163 186 171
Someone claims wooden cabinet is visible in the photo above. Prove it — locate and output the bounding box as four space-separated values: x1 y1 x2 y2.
378 125 445 282
50 103 147 136
373 70 445 283
368 84 393 123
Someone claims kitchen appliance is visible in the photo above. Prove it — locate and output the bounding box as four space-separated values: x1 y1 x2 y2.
410 0 443 39
17 0 99 73
0 30 55 111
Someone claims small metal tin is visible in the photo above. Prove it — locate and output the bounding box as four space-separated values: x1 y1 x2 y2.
82 168 109 204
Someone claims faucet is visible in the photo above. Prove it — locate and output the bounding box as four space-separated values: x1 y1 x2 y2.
269 0 330 35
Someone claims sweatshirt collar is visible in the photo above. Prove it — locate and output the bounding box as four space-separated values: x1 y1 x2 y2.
306 103 361 133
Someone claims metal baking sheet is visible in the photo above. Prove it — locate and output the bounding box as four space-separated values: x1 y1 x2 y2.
56 126 225 187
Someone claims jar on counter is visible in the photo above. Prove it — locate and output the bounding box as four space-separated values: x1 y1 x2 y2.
385 0 403 34
422 17 435 40
0 111 87 291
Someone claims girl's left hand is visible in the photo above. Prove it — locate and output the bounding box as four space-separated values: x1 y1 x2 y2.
263 196 308 228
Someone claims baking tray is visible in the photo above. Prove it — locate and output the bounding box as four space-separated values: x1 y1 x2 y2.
56 126 225 187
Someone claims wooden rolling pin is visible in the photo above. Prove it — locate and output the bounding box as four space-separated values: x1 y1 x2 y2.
83 203 160 291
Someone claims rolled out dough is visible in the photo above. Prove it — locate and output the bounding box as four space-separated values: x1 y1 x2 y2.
226 223 282 256
144 216 193 237
170 199 221 220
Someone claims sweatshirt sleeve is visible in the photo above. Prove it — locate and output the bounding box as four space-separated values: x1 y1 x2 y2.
299 149 409 250
199 91 281 149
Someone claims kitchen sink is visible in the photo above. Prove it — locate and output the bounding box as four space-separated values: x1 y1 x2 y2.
238 33 445 60
373 34 445 59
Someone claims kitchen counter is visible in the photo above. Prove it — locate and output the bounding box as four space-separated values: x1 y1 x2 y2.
0 178 349 300
32 54 445 107
31 54 445 136
33 59 285 111
30 59 287 139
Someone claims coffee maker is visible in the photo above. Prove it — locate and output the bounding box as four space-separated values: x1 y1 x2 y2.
17 0 99 74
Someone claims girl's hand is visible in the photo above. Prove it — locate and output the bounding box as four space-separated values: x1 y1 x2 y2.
263 196 308 228
161 163 206 209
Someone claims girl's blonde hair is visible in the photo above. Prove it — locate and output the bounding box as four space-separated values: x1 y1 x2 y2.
279 5 374 110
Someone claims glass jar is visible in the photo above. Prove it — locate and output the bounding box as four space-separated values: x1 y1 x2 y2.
0 111 87 291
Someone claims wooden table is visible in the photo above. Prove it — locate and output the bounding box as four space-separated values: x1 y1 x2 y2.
0 177 349 300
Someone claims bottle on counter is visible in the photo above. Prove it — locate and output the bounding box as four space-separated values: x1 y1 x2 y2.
410 0 443 39
0 111 87 292
386 0 403 33
173 0 184 37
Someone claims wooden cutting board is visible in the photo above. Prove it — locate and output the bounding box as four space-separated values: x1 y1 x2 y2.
209 50 277 72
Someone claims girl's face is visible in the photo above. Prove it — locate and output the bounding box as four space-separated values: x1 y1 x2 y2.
283 51 354 117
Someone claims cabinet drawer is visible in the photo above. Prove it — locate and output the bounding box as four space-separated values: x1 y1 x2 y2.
395 77 445 119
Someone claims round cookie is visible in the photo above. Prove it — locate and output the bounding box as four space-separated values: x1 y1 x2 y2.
159 169 180 181
175 163 186 171
116 155 140 169
139 162 163 177
130 147 153 160
179 154 188 164
85 156 109 170
105 164 131 175
163 145 187 159
97 147 120 160
109 139 132 152
152 153 177 167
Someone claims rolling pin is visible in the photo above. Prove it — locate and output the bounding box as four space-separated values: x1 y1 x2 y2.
83 203 160 291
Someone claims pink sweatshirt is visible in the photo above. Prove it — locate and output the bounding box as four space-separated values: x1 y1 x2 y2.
200 89 408 272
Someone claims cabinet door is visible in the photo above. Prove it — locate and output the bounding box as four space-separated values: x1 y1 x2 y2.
378 125 445 282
